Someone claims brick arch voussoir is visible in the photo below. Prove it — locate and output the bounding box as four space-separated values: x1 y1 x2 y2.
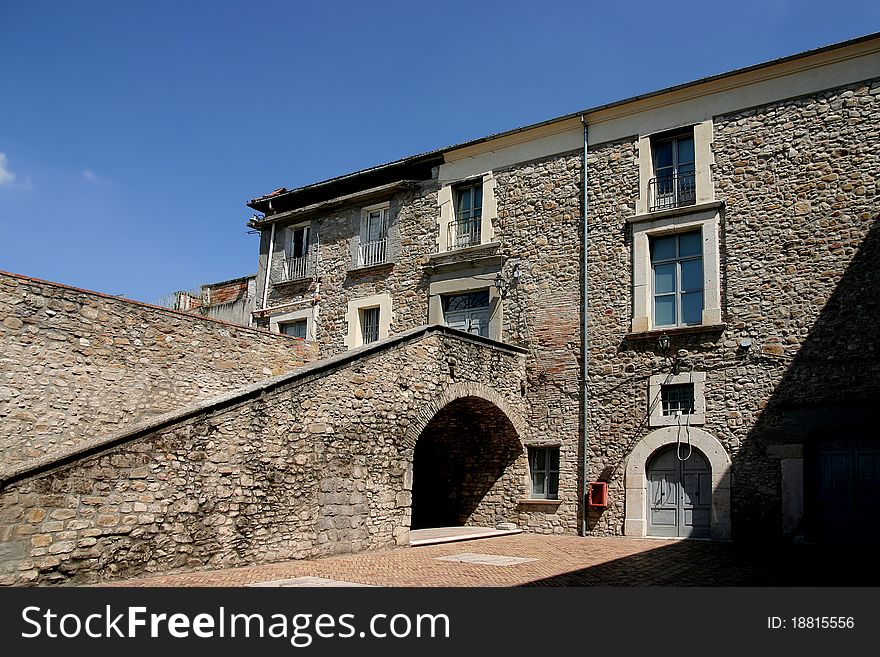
402 381 526 450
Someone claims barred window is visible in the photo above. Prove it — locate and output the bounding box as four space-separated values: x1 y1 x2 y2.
661 383 695 416
360 307 380 344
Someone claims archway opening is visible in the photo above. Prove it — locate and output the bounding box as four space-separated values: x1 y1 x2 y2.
410 396 525 530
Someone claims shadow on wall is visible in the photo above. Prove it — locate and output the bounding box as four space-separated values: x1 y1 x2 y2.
734 215 880 544
411 397 524 530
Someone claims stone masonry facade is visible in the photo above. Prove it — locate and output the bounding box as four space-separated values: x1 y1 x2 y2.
0 328 527 585
252 153 584 536
584 79 879 540
1 37 878 586
0 271 314 468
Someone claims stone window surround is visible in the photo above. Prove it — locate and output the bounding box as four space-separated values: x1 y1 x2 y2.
437 171 497 253
344 293 393 350
648 371 706 427
269 306 316 341
624 426 732 541
427 273 502 342
629 205 723 333
636 120 714 216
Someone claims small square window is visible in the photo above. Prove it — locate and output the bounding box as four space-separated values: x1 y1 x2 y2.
648 372 706 427
529 447 559 500
661 383 695 416
360 307 380 344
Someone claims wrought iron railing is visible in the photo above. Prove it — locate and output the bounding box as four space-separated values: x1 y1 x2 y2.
447 216 482 250
279 255 312 283
649 171 697 212
357 238 388 267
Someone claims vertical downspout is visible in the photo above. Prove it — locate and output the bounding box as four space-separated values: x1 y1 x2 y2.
580 116 591 536
261 222 276 311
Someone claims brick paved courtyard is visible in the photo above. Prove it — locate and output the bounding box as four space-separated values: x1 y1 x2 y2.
100 534 879 587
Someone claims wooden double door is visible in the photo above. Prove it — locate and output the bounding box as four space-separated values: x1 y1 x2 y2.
647 444 712 538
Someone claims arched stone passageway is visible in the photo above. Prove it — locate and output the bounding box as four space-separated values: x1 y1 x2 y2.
410 396 527 530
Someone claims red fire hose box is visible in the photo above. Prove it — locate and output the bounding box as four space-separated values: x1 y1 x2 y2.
588 482 608 508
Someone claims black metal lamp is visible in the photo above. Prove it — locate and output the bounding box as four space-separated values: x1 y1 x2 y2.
657 333 670 352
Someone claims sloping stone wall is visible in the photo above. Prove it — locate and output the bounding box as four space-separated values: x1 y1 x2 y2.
0 327 528 585
0 271 315 467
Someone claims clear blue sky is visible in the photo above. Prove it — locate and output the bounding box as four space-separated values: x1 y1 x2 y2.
1 1 878 302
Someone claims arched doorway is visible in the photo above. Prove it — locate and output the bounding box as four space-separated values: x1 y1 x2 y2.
410 396 526 530
647 444 711 538
624 426 732 540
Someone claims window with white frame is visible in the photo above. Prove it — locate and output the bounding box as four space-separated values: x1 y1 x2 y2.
661 383 695 416
629 208 721 333
635 120 714 218
358 204 389 267
449 181 482 250
529 447 559 500
269 307 313 341
344 293 392 350
650 231 704 328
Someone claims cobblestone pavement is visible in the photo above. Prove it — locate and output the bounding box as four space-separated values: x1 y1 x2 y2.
100 534 879 587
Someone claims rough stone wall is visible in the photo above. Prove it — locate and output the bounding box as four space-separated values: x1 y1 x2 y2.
0 329 528 585
0 271 313 468
579 137 641 536
584 79 880 539
493 153 584 535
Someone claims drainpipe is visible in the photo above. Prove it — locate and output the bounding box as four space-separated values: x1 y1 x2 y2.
260 222 276 311
580 115 591 537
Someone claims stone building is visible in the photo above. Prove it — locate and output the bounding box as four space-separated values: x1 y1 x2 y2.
247 32 879 545
0 33 878 586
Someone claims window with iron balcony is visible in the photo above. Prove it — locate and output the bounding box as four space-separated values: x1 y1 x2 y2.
629 120 722 335
649 132 696 212
278 223 313 283
448 180 483 250
356 203 390 268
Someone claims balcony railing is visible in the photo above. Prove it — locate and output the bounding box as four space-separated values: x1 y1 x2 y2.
357 238 388 268
447 216 482 250
649 171 696 212
278 255 312 283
